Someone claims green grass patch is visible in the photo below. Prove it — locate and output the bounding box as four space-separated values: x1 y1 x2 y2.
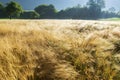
100 17 120 21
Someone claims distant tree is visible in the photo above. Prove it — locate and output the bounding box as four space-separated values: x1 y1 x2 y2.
5 1 23 19
87 0 105 19
0 2 5 18
87 0 105 9
57 5 89 19
0 2 4 11
20 11 40 19
101 10 119 18
95 0 105 8
34 4 57 18
117 11 120 17
109 7 116 13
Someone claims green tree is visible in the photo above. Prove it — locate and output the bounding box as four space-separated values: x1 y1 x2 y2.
0 2 5 18
87 0 105 9
20 11 40 19
87 0 105 19
34 4 57 18
95 0 105 8
109 7 116 13
5 1 23 19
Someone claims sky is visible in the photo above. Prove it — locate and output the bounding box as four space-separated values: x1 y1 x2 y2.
0 0 120 11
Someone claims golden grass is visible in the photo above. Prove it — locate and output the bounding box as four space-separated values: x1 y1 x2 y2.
0 20 120 80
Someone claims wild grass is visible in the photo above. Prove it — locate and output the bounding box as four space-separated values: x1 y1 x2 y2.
0 20 120 80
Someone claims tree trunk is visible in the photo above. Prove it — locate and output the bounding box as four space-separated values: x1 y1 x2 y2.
9 16 12 19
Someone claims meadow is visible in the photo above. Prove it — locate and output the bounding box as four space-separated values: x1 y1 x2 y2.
100 18 120 21
0 20 120 80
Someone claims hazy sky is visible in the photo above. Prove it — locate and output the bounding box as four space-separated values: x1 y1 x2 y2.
1 0 120 11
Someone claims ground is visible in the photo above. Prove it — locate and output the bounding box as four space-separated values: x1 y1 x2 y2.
0 19 120 80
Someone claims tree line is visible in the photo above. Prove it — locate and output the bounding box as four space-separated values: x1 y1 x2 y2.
0 0 120 19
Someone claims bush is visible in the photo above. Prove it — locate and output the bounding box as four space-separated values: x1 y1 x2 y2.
20 11 40 19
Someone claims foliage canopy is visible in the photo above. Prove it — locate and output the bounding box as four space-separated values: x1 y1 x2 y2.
5 1 23 19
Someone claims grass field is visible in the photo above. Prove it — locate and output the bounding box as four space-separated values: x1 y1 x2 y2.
100 18 120 21
0 20 120 80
